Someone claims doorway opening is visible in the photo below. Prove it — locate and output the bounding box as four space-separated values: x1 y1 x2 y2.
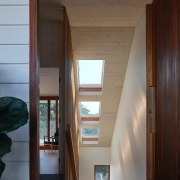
38 0 63 179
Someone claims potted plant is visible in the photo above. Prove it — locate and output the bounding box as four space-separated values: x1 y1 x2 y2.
0 97 28 178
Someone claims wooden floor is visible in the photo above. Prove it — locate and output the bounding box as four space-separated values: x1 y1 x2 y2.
40 150 59 174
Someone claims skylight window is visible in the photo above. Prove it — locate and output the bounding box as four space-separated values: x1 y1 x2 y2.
80 101 101 117
77 60 105 95
81 128 99 145
82 128 99 138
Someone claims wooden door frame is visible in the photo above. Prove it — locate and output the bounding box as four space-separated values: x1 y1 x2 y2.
30 0 39 179
146 4 155 180
30 1 66 179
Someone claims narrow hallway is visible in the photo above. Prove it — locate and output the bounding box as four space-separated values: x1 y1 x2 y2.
40 150 60 180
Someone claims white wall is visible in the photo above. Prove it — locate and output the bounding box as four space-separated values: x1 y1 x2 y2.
110 15 146 180
40 68 59 96
0 0 29 179
79 147 110 180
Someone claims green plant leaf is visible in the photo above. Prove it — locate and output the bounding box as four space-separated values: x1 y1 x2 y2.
0 133 12 157
0 97 29 133
0 159 5 178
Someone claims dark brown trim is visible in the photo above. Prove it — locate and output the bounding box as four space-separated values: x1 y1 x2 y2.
30 0 39 179
48 100 50 139
82 137 99 141
39 146 58 150
146 4 155 180
40 96 59 100
146 4 155 87
81 117 100 122
56 99 59 131
79 87 102 92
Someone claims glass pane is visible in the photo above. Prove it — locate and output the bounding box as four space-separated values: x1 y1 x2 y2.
82 128 99 137
80 101 100 116
50 100 56 137
78 60 104 86
95 166 109 180
39 100 48 145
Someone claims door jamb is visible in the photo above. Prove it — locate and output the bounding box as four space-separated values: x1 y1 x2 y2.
30 0 39 179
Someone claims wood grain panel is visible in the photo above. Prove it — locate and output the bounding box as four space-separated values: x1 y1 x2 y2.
63 9 79 179
30 0 39 179
146 5 155 87
152 0 179 179
40 96 59 100
146 4 155 180
177 1 180 178
0 6 29 25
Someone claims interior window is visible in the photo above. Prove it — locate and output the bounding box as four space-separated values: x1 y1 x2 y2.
39 100 48 145
39 98 59 147
50 100 57 137
94 165 110 180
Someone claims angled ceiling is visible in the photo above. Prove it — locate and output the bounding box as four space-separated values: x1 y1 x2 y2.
72 27 134 146
59 0 152 27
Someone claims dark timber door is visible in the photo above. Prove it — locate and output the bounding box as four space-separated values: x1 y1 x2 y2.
147 0 180 180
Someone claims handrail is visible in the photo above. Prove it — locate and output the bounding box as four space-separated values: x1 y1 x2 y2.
65 124 78 180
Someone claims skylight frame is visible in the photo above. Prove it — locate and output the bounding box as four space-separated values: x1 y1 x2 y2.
80 101 101 118
81 128 99 145
82 138 99 145
81 116 100 125
77 60 105 95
